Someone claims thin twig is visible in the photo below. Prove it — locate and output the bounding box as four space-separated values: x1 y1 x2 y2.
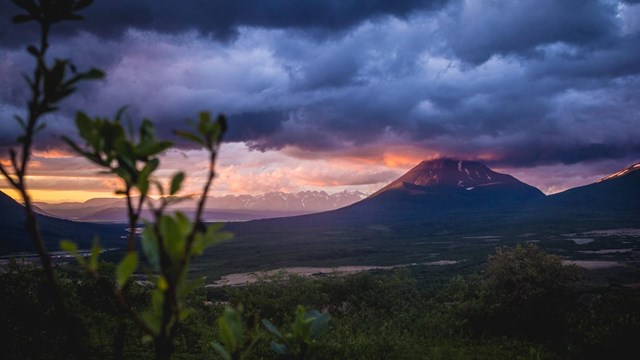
0 163 19 188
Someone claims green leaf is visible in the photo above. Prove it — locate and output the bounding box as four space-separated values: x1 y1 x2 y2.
192 225 233 256
26 45 38 57
60 239 78 253
137 158 159 194
174 211 191 234
177 275 202 299
174 130 203 146
156 276 168 291
212 343 231 360
83 67 104 79
114 106 128 122
308 312 330 339
60 239 85 266
13 115 26 129
269 341 288 355
116 252 138 288
88 238 101 272
136 140 172 158
170 172 185 195
160 215 185 262
261 319 283 339
216 114 228 137
179 308 193 321
217 307 244 353
141 224 159 271
140 311 161 336
150 288 164 315
197 112 212 136
75 112 94 143
140 158 160 177
141 335 153 344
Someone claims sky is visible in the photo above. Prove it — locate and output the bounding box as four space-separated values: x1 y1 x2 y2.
1 0 639 203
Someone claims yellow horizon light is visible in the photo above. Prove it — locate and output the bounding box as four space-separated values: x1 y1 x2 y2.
0 188 122 204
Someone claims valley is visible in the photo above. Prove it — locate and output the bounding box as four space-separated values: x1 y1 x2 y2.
3 158 638 288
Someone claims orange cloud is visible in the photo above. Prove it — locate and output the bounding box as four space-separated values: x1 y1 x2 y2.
32 148 77 159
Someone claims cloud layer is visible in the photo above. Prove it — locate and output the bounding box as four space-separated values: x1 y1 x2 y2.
1 0 639 198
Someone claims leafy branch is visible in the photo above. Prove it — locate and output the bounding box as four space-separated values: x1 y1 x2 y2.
262 305 331 360
0 1 103 355
64 111 232 359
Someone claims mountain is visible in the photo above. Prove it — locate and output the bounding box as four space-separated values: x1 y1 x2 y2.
355 158 543 218
370 158 543 201
34 190 368 222
0 191 123 254
33 198 122 219
545 162 640 213
250 159 545 231
207 190 368 212
223 159 639 258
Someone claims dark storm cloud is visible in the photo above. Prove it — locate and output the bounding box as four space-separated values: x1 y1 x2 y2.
492 142 640 167
0 0 448 47
1 0 640 170
447 0 619 64
226 111 287 144
525 33 640 80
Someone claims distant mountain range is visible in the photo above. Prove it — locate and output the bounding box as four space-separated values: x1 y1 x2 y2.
282 159 546 226
245 159 640 232
33 190 368 222
2 158 639 255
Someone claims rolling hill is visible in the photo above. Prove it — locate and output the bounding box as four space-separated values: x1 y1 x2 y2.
545 162 640 213
0 191 123 254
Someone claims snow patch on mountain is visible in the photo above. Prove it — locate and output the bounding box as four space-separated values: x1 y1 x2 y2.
205 190 368 212
598 162 640 182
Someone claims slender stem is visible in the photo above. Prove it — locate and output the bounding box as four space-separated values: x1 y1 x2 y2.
84 266 156 336
0 17 88 358
125 187 138 252
149 146 220 360
0 163 19 188
11 18 65 313
179 148 219 271
194 150 217 224
151 209 177 360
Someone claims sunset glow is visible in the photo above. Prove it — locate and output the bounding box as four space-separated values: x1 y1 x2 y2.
1 0 638 203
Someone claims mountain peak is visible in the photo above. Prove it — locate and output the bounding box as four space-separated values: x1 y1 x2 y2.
598 162 640 183
376 158 512 192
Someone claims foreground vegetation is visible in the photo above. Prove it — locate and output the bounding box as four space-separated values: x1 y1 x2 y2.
2 244 639 359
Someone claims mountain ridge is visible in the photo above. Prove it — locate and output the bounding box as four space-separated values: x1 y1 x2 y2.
0 191 122 253
3 158 639 254
34 190 368 222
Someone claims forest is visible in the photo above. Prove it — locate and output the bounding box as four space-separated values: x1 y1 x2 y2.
2 244 640 359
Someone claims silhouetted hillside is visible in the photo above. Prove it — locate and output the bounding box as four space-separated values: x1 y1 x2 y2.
545 162 640 213
0 191 123 254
